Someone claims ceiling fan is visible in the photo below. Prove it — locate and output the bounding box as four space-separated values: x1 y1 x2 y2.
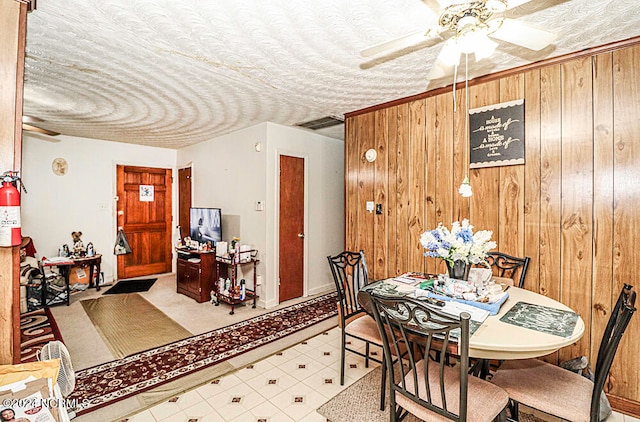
22 115 60 137
360 0 557 79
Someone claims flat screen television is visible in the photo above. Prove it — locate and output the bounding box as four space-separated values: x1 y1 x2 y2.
190 207 222 245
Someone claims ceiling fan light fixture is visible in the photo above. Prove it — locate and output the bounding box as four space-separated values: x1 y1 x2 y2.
457 30 477 54
439 38 461 66
471 33 498 60
459 175 473 197
485 0 507 13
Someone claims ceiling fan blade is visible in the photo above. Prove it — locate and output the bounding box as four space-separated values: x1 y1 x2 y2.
422 0 446 12
428 61 449 80
22 123 60 136
360 28 440 58
504 0 570 19
489 18 557 51
505 0 532 9
22 115 45 124
434 0 530 9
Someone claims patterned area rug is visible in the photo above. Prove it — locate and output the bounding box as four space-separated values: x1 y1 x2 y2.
318 366 545 422
20 308 63 362
68 292 338 416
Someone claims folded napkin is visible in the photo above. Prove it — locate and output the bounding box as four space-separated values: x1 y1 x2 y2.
415 289 509 316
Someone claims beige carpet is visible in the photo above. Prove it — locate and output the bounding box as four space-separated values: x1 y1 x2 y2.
81 293 192 359
317 366 547 422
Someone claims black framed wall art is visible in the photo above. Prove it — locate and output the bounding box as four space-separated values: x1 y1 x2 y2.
469 99 525 169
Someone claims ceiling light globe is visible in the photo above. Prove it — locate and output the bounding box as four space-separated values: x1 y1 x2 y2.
440 39 461 66
457 30 478 54
473 35 499 60
459 179 473 197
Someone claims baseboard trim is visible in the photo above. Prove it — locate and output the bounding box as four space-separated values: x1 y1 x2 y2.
308 283 334 296
608 393 640 418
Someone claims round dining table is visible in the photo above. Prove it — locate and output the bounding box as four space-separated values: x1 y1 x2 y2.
467 286 584 359
359 280 585 361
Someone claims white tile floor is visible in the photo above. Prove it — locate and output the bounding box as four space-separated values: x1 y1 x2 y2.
123 327 639 422
124 327 374 422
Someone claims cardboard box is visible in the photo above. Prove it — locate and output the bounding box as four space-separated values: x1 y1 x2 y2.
69 265 89 284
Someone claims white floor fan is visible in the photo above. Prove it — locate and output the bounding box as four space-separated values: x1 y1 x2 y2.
39 340 77 420
360 0 558 79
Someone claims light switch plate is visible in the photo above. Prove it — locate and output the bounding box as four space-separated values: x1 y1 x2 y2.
366 201 375 212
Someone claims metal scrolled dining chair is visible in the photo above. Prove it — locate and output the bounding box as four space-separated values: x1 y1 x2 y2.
468 252 530 379
368 292 509 422
327 250 388 409
485 252 530 289
491 283 636 422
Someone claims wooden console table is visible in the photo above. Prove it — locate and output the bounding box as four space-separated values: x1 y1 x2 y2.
36 254 103 307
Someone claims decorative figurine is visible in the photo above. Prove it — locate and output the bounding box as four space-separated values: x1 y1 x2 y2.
86 242 95 257
59 244 70 257
71 231 86 257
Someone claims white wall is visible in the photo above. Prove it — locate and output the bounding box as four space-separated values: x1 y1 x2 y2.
265 123 344 306
21 123 343 302
22 133 177 282
178 122 344 308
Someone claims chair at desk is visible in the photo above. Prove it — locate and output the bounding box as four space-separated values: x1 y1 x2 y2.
491 284 636 422
369 293 509 422
327 250 387 409
486 252 530 288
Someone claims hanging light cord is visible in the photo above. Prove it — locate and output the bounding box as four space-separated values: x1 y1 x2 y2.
453 63 458 112
465 52 470 177
457 53 473 198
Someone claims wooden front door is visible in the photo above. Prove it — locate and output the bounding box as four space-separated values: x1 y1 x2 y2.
178 166 192 240
278 155 305 302
116 165 173 279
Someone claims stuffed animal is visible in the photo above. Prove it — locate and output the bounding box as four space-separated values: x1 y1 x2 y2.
71 231 85 256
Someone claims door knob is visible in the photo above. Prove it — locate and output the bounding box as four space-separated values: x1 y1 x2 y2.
298 233 305 238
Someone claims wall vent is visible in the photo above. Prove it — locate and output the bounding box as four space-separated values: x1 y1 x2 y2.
296 115 344 130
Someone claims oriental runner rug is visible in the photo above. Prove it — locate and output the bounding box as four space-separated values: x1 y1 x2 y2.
20 308 63 362
68 291 338 416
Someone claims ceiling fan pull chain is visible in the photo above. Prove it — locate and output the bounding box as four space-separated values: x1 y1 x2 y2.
465 52 469 111
453 62 458 112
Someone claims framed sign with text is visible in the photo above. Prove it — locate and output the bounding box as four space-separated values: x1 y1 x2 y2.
469 99 525 169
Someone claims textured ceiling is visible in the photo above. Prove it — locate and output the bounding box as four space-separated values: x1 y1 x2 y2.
22 0 640 149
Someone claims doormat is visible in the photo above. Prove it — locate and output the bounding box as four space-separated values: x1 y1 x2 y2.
103 278 157 295
68 291 338 416
81 293 192 359
20 308 63 362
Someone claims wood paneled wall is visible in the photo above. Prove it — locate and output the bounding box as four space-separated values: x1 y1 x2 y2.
345 43 640 412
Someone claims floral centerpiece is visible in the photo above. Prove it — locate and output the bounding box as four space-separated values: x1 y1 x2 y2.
419 219 496 280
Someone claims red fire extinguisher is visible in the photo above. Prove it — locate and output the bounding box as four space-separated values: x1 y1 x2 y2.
0 171 26 247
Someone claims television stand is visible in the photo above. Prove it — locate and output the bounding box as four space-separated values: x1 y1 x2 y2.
176 248 217 303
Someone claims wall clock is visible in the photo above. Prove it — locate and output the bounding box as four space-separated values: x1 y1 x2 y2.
52 157 68 176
